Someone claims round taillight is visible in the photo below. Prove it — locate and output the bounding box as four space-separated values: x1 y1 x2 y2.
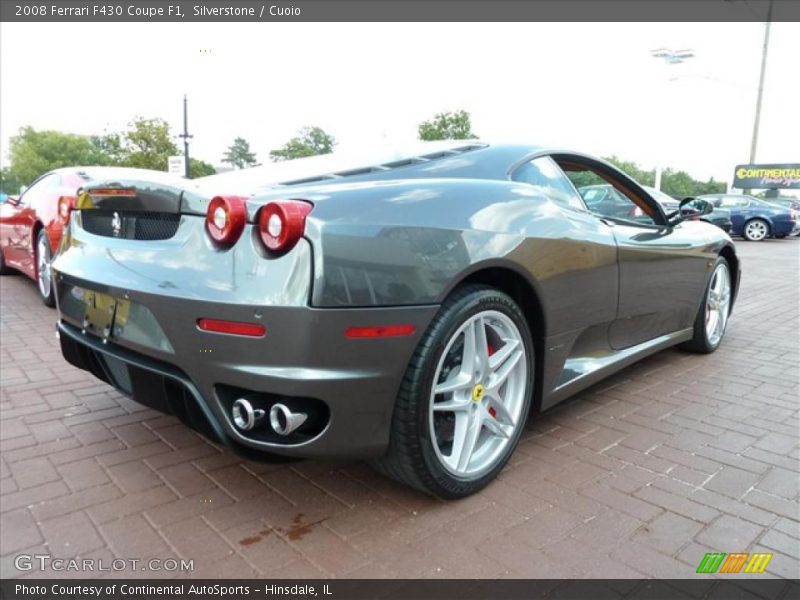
206 195 247 247
58 196 76 225
258 200 313 254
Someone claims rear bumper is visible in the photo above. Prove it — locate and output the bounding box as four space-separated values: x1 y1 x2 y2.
52 214 439 458
56 292 437 458
773 221 795 236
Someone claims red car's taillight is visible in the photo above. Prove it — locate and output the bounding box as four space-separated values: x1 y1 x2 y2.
257 200 313 254
58 195 76 225
206 195 247 247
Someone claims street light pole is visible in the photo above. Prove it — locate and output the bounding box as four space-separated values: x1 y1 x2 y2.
179 94 193 179
650 48 695 191
749 0 773 164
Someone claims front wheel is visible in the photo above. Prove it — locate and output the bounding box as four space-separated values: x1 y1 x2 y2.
680 256 731 354
36 229 55 307
742 219 770 241
373 285 534 498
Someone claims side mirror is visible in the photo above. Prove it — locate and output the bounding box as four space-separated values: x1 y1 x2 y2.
669 198 713 226
681 197 713 216
18 185 27 196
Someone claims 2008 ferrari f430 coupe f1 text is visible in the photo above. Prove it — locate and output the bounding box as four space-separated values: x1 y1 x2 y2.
53 142 739 498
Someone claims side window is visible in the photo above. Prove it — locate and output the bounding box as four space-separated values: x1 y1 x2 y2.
511 156 586 212
558 164 657 226
718 197 748 208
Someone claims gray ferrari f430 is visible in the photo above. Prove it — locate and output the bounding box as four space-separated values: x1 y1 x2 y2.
52 142 739 498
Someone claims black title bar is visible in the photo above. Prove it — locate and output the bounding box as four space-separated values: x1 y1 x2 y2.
2 0 799 22
2 579 799 600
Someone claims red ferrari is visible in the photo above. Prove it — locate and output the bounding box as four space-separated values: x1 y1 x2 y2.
0 168 88 305
0 167 170 306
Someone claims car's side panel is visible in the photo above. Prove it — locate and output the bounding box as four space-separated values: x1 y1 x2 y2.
287 178 626 411
296 179 619 340
0 201 21 270
3 201 36 276
609 220 717 350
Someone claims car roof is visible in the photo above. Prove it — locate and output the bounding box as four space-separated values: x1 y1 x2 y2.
194 141 554 194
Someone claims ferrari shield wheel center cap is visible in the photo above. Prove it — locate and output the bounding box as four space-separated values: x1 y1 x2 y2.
472 383 485 402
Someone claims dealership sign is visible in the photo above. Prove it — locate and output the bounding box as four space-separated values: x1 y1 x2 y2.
168 155 186 177
733 163 800 189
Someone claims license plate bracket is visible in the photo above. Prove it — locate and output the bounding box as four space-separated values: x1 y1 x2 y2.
82 290 129 340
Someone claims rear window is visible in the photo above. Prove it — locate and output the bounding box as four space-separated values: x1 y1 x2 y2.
512 157 585 211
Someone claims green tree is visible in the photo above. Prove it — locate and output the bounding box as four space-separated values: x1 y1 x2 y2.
114 119 216 178
119 117 179 171
90 132 126 165
603 156 655 187
662 169 701 198
697 177 726 195
8 126 113 185
269 126 336 162
0 167 21 195
418 110 477 141
222 137 258 169
190 158 216 178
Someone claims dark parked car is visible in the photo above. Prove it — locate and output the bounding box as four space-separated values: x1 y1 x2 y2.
642 185 680 214
765 195 800 212
764 196 800 235
52 142 739 498
643 187 732 233
578 183 643 220
697 194 796 241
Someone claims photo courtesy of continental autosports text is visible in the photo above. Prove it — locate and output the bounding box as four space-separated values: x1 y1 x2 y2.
0 1 798 599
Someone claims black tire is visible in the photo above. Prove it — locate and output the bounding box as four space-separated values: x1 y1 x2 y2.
680 256 731 354
742 218 770 242
372 285 534 499
36 229 55 307
0 249 14 275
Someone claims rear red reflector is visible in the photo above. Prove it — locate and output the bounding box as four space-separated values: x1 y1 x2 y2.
197 319 266 337
345 324 416 339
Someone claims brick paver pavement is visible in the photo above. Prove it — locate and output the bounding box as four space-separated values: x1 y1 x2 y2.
1 239 798 579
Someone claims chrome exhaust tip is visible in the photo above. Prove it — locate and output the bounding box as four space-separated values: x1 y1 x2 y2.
269 403 307 436
232 398 265 431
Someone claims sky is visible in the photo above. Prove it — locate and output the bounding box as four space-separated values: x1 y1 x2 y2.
1 20 798 186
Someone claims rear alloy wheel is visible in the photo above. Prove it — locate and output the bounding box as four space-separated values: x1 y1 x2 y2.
373 285 534 498
36 230 55 307
681 256 731 353
743 219 769 241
